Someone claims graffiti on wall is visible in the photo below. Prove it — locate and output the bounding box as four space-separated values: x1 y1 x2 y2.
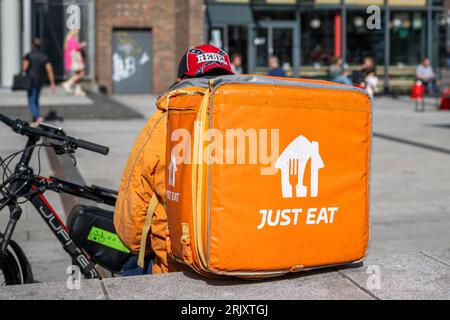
112 30 152 93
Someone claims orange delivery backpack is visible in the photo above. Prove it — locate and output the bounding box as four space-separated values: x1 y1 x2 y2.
114 75 372 278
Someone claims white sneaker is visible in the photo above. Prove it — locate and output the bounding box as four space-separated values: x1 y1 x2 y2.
62 80 74 93
74 85 86 97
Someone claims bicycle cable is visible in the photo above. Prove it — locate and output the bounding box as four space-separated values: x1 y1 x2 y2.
36 138 48 177
0 156 11 179
0 142 52 190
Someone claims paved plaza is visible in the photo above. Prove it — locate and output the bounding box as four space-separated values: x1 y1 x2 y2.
0 89 449 298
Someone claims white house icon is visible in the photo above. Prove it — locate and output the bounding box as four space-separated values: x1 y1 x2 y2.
168 156 178 187
274 135 324 198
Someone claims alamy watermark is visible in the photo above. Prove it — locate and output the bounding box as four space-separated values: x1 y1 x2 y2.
170 121 280 176
66 265 81 290
366 5 381 30
66 4 81 30
366 265 382 290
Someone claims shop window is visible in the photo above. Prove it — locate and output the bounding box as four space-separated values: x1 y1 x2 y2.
228 26 249 73
255 28 269 69
273 28 294 73
301 10 336 66
390 12 425 66
346 10 385 66
253 24 296 76
434 12 448 69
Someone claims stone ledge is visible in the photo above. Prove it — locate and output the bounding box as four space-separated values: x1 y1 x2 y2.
0 249 449 300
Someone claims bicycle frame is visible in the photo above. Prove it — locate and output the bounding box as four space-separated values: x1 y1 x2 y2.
0 135 117 279
28 188 99 278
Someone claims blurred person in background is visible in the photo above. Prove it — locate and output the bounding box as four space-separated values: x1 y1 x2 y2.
365 71 379 99
351 56 379 98
352 56 375 85
268 55 286 77
62 29 87 96
416 57 440 97
360 57 376 74
333 70 352 86
231 53 243 75
22 38 56 126
329 57 344 80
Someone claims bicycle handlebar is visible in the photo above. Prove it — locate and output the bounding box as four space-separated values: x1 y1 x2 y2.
0 113 109 155
74 139 109 155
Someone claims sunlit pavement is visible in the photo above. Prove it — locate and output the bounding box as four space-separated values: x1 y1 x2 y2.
1 92 449 298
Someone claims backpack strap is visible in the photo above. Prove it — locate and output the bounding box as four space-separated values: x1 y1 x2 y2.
137 192 159 268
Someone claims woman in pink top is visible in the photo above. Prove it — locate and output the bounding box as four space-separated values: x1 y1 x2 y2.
62 30 87 96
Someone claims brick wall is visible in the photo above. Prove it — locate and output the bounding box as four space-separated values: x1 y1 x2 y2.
96 0 205 95
445 0 450 11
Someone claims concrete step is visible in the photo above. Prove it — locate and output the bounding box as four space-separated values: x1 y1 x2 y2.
0 249 448 300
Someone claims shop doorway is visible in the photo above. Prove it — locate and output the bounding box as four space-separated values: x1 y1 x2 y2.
112 29 152 94
250 21 299 77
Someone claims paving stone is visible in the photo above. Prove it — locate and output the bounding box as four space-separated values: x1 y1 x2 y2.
338 251 450 300
421 249 450 267
0 279 106 300
102 268 372 300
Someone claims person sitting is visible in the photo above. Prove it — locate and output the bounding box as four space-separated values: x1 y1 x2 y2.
333 70 353 86
365 71 379 99
416 58 440 97
120 44 235 276
329 57 344 80
230 53 243 75
352 57 375 86
267 55 286 77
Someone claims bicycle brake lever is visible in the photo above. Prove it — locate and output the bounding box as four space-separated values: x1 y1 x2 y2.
67 152 77 167
51 140 69 155
51 140 77 161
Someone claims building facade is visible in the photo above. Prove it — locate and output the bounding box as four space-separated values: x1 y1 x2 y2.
0 0 448 94
0 0 205 94
96 0 204 94
206 0 449 92
0 0 96 86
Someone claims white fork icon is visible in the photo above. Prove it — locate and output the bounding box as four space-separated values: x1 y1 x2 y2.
289 158 307 198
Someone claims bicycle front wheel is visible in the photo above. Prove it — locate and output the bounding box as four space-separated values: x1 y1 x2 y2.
0 247 25 286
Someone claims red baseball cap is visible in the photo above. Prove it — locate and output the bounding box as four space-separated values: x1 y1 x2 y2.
177 44 234 79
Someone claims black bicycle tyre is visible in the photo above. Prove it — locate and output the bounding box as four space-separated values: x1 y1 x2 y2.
0 248 24 286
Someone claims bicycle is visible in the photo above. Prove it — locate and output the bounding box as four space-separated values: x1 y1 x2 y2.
0 113 127 285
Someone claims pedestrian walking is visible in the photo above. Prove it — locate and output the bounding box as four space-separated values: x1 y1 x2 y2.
62 29 87 96
22 38 56 126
